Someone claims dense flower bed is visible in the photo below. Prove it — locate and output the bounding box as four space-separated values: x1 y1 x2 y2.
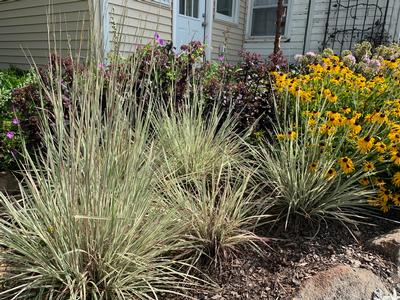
0 42 276 171
272 43 400 213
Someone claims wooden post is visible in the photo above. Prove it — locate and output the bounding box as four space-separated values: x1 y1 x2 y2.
274 0 284 54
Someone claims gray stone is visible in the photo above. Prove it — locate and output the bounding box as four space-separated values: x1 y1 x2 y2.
296 265 388 300
369 229 400 266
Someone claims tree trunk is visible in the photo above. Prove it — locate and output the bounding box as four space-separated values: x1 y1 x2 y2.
274 0 284 54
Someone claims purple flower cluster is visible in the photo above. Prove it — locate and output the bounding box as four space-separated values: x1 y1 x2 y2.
6 131 14 139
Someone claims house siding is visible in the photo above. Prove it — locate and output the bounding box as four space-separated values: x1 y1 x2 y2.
307 0 400 53
0 0 90 69
244 0 400 62
388 0 400 42
211 0 247 63
107 0 172 56
244 0 315 61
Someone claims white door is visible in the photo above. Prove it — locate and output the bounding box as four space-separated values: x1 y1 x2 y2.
175 0 206 51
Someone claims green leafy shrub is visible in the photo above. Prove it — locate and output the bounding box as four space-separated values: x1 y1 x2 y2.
0 68 35 170
203 51 274 134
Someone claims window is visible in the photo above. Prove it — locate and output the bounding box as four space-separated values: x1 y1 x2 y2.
215 0 239 23
250 0 289 37
179 0 199 18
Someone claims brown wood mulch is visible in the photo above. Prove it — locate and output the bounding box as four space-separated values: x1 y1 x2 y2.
166 219 399 300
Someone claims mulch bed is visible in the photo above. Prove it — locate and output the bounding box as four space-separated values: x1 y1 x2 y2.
168 219 399 300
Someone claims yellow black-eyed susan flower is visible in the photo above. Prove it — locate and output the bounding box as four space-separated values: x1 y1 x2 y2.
371 112 388 124
378 187 391 203
363 161 375 172
372 177 386 187
391 151 400 165
320 124 336 135
392 194 400 206
357 136 375 154
276 133 285 140
349 122 362 135
326 168 337 179
308 162 318 172
341 106 352 114
375 141 387 153
388 131 400 143
338 157 355 174
381 203 390 213
287 131 297 140
392 172 400 187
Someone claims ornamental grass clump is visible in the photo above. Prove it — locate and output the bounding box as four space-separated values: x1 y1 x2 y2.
152 87 267 267
252 96 377 230
0 48 197 299
152 89 248 183
160 165 266 268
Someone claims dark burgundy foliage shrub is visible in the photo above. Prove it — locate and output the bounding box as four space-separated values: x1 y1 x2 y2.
268 50 289 71
204 51 275 133
4 42 276 172
10 55 84 155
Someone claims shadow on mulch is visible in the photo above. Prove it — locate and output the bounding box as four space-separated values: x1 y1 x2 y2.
167 219 399 300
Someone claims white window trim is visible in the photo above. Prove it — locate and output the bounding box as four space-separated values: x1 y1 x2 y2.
215 0 240 24
246 0 292 41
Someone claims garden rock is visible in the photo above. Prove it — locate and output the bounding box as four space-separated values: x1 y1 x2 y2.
0 171 19 194
296 265 388 300
368 229 400 267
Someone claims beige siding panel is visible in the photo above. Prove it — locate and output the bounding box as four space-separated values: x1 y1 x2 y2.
0 0 84 11
108 0 172 55
0 0 90 69
388 0 400 41
0 2 88 19
0 22 89 34
0 12 87 26
211 0 247 63
244 0 311 62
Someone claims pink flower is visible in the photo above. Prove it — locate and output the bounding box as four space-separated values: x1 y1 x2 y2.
369 59 381 69
6 131 15 139
294 54 303 61
12 118 20 125
154 32 165 46
218 55 225 62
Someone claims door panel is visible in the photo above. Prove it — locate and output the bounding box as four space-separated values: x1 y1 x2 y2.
175 0 205 51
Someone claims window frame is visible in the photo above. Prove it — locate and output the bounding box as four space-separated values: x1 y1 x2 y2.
215 0 240 24
246 0 292 40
